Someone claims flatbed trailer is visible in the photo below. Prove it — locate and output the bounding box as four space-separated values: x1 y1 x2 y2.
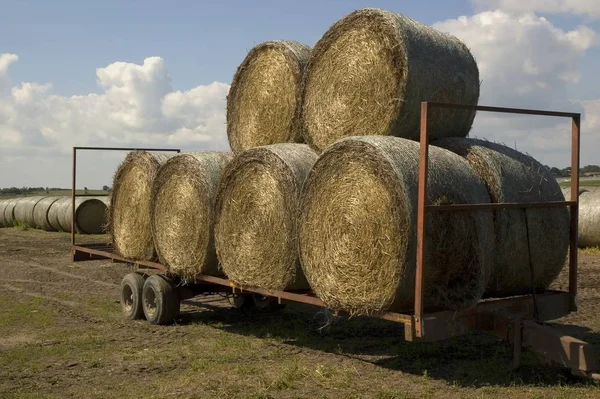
70 102 600 380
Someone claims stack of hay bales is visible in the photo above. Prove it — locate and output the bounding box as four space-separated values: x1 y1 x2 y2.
434 139 569 296
48 196 109 234
110 151 172 260
151 151 233 278
215 144 318 291
227 41 311 153
13 196 47 228
0 195 108 233
108 7 571 317
298 137 494 313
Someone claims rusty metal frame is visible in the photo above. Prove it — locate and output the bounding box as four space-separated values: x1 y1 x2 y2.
70 114 580 338
71 146 181 247
415 102 581 338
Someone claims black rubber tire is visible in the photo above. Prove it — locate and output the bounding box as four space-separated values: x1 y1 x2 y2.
142 275 180 325
121 273 146 320
230 294 254 309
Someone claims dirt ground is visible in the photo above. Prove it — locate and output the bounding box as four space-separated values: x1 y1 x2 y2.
1 228 600 399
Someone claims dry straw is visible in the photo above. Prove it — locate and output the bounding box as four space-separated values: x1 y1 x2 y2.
577 189 600 248
298 136 494 315
0 200 8 227
227 41 311 154
300 8 480 151
110 151 171 259
13 196 46 228
47 196 108 234
434 138 569 296
151 151 233 279
215 144 318 290
2 198 18 227
33 197 61 231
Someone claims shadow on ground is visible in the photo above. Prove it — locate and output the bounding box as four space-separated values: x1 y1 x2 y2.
177 297 599 388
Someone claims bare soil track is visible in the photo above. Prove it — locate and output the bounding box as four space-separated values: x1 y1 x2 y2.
1 228 600 398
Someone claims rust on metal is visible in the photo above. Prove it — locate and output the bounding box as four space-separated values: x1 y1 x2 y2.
414 101 429 338
569 115 581 311
427 201 575 211
426 102 580 118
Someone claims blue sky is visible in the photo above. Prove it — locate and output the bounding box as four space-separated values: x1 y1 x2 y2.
1 0 599 187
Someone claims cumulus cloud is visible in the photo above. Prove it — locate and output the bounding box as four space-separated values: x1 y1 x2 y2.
0 55 230 187
473 0 600 19
434 11 599 167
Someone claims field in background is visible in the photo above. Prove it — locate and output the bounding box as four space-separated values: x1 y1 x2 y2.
1 228 600 398
559 180 600 188
0 189 108 200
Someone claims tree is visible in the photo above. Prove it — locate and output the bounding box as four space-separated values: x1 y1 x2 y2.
84 187 88 194
102 185 110 191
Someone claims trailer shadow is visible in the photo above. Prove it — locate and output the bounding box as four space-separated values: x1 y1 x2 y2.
178 298 599 388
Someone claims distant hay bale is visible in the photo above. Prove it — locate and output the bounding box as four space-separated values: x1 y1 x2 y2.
2 198 18 227
13 196 46 228
110 151 172 259
434 138 569 296
0 200 8 227
299 136 494 315
577 190 600 248
300 8 480 151
47 196 108 234
227 40 311 153
151 151 234 278
33 197 61 231
215 144 318 290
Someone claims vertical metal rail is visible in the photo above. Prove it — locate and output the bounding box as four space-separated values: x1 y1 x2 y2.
414 103 429 337
71 146 181 248
569 115 581 310
71 147 77 246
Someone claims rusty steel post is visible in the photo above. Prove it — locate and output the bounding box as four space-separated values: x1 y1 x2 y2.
71 147 77 246
414 102 429 338
569 115 581 311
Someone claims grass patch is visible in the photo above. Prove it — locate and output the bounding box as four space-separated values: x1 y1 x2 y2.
580 246 600 255
559 180 600 188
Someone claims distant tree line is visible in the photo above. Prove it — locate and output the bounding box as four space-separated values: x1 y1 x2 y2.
546 165 600 178
0 185 112 195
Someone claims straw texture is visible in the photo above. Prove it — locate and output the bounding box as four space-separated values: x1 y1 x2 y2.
434 138 569 296
299 136 494 315
300 8 480 151
152 151 234 278
227 41 311 153
215 144 318 290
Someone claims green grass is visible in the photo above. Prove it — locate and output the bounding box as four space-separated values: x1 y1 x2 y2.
559 180 600 188
580 246 600 255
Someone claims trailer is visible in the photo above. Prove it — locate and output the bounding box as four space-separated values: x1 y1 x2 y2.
70 102 600 380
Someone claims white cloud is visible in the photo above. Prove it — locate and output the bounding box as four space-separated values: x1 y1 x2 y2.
434 11 600 167
0 54 230 187
473 0 600 19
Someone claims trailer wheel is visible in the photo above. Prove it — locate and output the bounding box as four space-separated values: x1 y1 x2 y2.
230 294 253 309
121 273 146 320
253 295 273 310
142 275 180 325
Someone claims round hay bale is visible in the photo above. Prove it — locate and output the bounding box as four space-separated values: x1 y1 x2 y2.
13 196 47 228
227 40 311 154
578 190 600 248
434 138 569 296
299 136 494 315
33 197 62 231
3 198 18 227
215 144 318 290
0 199 8 227
300 8 480 151
110 151 172 260
151 151 234 278
47 196 108 234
